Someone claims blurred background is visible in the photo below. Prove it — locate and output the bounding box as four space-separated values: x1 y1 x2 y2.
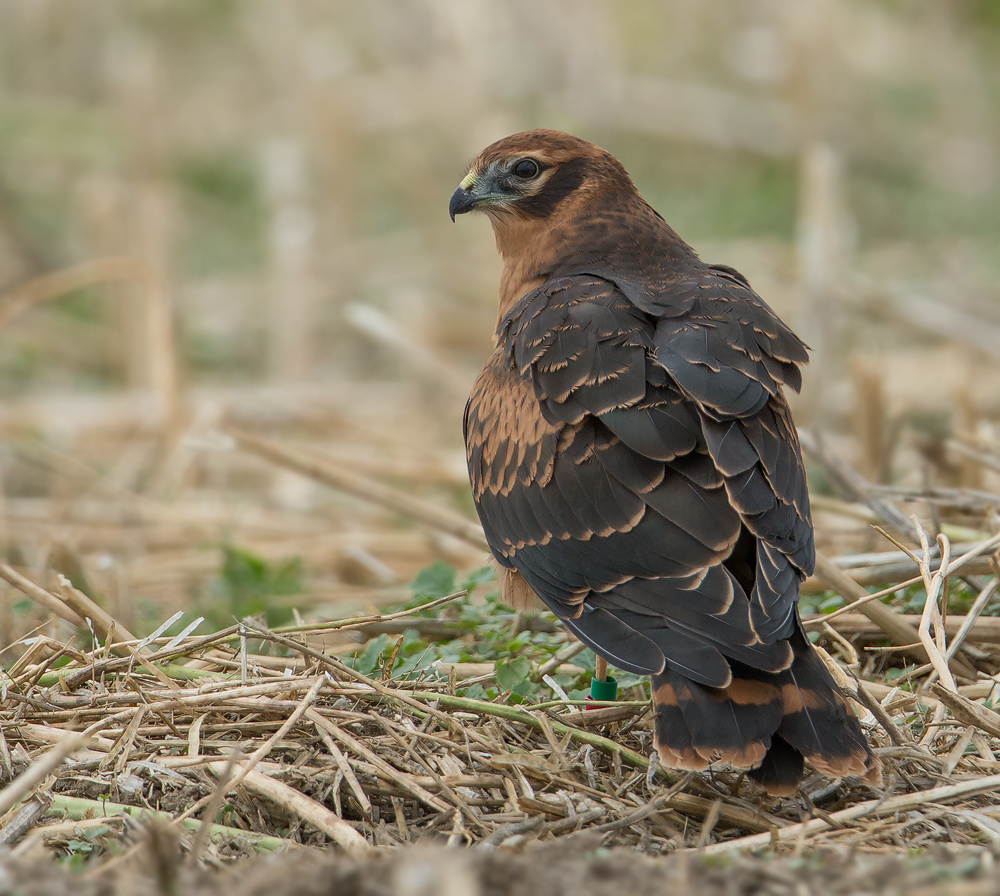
1 0 999 645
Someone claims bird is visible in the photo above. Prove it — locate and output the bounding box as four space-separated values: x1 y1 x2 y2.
450 129 881 795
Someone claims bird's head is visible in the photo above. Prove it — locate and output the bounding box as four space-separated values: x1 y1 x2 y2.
448 129 634 225
449 130 687 317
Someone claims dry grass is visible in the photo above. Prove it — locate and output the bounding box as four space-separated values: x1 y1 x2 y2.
0 419 999 879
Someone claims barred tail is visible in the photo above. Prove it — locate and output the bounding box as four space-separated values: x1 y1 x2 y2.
652 623 881 795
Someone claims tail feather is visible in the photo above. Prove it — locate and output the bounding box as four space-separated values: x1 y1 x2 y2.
774 626 882 785
745 735 803 795
652 620 881 794
652 665 782 772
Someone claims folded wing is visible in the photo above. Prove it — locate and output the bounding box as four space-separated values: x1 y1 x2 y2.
465 272 814 684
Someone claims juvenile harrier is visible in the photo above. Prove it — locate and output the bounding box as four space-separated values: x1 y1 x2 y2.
451 130 880 794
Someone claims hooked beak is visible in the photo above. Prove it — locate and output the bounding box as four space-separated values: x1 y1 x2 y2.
449 169 483 221
449 184 478 221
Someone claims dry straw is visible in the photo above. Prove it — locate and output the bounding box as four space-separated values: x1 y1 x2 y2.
3 483 1000 859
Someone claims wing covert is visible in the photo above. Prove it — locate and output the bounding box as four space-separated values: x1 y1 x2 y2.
466 272 814 679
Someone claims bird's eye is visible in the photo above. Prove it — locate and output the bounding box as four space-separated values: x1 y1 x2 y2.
511 158 540 179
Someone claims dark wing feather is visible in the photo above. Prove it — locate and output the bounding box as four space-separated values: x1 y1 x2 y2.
645 270 816 639
466 274 811 691
647 268 808 414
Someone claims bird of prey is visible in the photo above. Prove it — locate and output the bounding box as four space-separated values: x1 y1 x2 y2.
451 129 881 795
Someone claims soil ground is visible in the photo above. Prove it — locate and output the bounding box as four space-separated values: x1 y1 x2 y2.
2 837 998 896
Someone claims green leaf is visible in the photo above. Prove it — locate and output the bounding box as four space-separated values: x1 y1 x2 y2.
820 594 845 613
411 562 456 600
460 564 495 590
352 634 389 676
885 664 915 682
511 677 538 698
495 656 531 691
211 544 304 626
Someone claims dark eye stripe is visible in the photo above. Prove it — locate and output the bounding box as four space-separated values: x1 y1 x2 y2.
515 158 588 218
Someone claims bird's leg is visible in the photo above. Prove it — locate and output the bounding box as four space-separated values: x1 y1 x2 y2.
587 656 618 707
595 656 608 683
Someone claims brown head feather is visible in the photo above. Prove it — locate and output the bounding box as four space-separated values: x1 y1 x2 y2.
454 129 697 319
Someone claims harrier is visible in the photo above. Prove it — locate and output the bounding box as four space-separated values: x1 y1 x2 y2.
451 130 880 794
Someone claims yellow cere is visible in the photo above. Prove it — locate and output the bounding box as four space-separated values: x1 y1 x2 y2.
459 171 477 190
